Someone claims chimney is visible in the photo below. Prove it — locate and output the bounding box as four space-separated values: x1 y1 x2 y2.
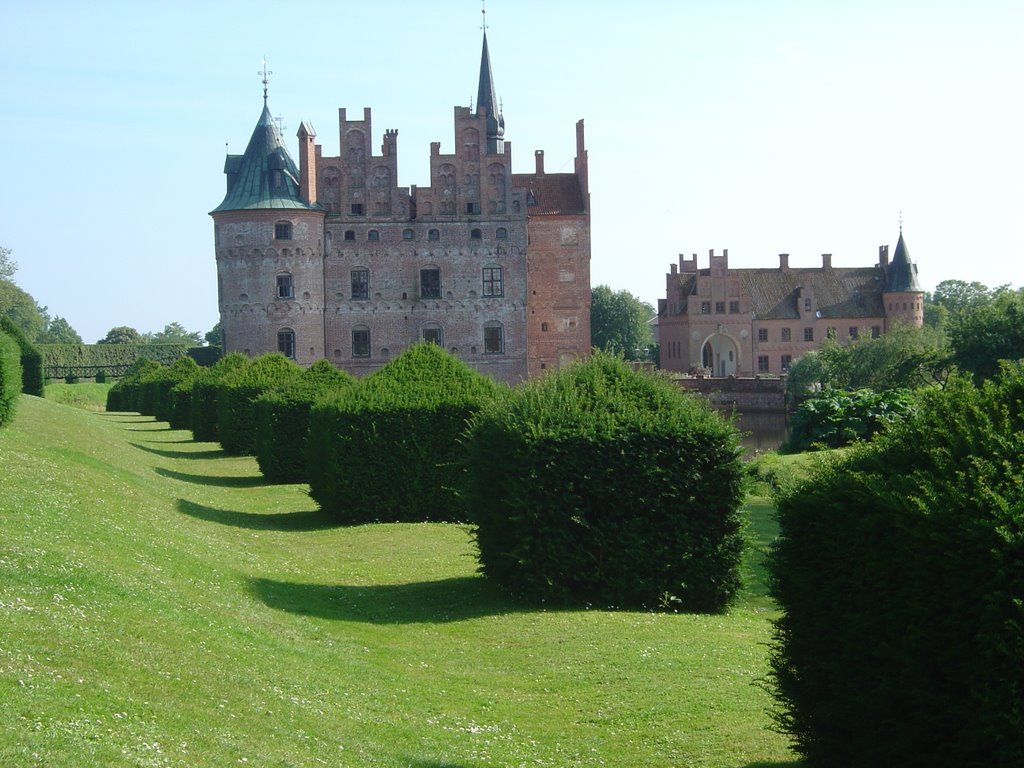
822 253 832 269
878 245 889 268
779 253 790 270
297 122 317 205
535 150 545 175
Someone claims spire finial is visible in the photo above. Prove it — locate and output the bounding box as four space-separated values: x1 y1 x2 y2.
481 0 488 32
259 56 273 103
899 209 904 234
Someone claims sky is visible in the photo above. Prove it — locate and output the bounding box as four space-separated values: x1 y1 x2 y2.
3 0 1022 344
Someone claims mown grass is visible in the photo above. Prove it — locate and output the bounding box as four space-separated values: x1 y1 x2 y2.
1 395 799 767
44 382 113 411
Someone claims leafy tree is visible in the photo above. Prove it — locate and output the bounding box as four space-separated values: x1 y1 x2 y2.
204 322 222 347
931 279 1011 316
144 322 203 346
0 246 16 280
97 326 142 345
949 291 1024 382
37 316 83 344
0 277 49 342
590 285 655 361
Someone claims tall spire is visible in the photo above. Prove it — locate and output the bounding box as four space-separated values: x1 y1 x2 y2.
475 2 505 155
885 229 921 292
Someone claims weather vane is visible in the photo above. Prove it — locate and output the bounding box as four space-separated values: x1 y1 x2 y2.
899 210 904 234
481 0 488 31
259 56 273 103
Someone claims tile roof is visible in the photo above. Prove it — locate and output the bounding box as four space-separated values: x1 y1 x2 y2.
512 172 585 215
211 103 320 214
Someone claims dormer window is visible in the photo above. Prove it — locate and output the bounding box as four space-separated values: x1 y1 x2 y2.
274 222 292 240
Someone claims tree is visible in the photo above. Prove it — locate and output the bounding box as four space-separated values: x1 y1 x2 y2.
590 285 656 361
949 292 1024 381
204 322 222 348
931 279 1011 316
144 322 203 346
97 326 142 345
37 316 83 344
0 278 49 342
0 246 16 280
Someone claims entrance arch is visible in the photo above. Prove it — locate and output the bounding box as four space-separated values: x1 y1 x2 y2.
700 330 739 377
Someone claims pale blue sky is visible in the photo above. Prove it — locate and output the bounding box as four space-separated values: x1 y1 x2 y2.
3 0 1022 343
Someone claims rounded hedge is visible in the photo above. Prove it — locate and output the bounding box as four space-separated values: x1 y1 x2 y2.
307 343 503 523
105 358 162 413
0 316 43 397
463 352 746 612
190 353 250 442
216 353 301 456
0 331 23 426
254 359 356 484
768 366 1024 767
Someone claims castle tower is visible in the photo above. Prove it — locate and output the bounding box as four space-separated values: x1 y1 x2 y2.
881 230 924 330
210 95 327 364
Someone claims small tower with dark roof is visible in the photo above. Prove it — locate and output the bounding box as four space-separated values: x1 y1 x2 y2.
881 230 924 330
211 79 326 364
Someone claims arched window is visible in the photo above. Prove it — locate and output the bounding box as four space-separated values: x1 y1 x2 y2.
277 328 296 359
428 229 440 241
276 273 294 299
403 228 415 241
496 227 508 240
483 322 504 354
368 230 380 241
274 221 292 240
470 228 482 240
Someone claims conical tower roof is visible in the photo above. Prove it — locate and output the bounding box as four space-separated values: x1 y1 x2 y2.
885 231 921 292
475 30 505 154
212 103 318 213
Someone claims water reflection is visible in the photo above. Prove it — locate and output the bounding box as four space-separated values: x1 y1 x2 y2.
733 409 790 454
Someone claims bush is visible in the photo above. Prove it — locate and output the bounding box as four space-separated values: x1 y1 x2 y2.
190 353 250 442
216 353 301 456
307 343 503 523
0 316 44 396
142 356 201 423
782 387 914 452
254 360 356 483
0 331 22 426
464 352 746 612
105 358 162 412
768 365 1024 767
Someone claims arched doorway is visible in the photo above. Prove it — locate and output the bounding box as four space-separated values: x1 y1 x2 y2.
700 330 739 377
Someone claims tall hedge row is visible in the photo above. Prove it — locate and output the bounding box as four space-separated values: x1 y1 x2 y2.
464 352 746 612
216 353 301 456
0 331 22 426
105 358 163 412
254 360 356 483
190 353 250 442
0 316 44 397
39 342 190 382
768 366 1024 767
307 343 503 523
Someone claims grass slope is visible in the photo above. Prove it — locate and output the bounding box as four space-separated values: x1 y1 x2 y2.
1 395 797 767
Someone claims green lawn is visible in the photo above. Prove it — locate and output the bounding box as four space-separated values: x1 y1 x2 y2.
0 394 799 767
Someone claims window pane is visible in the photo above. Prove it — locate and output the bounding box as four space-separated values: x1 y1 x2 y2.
421 268 441 299
277 330 295 359
351 269 369 300
276 274 293 299
423 328 442 346
352 329 370 357
482 267 503 297
484 325 503 354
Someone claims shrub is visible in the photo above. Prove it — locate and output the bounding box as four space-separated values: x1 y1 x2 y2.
0 316 44 396
768 365 1024 767
217 353 301 456
105 358 162 412
190 353 250 442
254 360 356 483
782 387 914 452
464 352 746 612
307 343 503 523
0 331 22 426
142 356 201 423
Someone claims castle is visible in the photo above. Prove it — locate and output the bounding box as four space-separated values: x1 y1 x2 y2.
211 29 591 384
658 234 923 377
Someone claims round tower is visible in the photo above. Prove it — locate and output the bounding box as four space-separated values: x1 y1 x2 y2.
881 230 924 330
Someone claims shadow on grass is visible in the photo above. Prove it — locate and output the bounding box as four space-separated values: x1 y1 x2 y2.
131 442 227 460
248 575 519 624
177 499 335 531
155 466 267 488
401 760 477 768
738 760 802 768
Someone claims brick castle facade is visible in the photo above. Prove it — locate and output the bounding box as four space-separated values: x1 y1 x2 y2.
211 31 590 384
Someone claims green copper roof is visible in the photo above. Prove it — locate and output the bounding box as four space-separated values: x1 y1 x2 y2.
211 103 319 213
885 232 921 292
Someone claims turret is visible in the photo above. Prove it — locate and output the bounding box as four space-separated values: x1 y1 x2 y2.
881 230 924 330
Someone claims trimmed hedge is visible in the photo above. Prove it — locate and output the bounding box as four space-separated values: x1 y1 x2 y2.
768 367 1024 767
254 360 356 484
105 358 163 413
0 331 22 426
463 352 746 612
190 353 250 442
0 316 44 397
216 353 301 456
307 343 503 523
39 342 191 381
142 356 201 423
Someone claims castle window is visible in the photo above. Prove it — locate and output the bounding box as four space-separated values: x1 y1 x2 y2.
420 267 441 299
849 326 859 340
368 230 380 241
715 301 725 314
274 222 292 240
466 202 480 215
757 328 768 342
541 322 549 332
872 326 881 338
781 354 792 372
277 329 296 359
422 326 443 346
804 327 814 342
428 229 440 241
482 266 503 297
351 203 364 216
403 228 414 241
351 269 369 300
729 300 740 314
483 322 504 354
496 227 508 240
471 228 482 240
804 299 812 312
700 301 711 315
758 355 770 373
276 273 294 299
343 230 355 241
352 327 370 358
781 327 792 342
